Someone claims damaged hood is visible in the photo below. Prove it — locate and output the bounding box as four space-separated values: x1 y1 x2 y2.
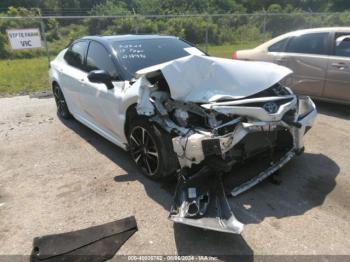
135 55 292 103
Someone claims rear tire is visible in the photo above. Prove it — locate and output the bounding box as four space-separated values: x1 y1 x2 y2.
127 117 179 179
53 84 71 119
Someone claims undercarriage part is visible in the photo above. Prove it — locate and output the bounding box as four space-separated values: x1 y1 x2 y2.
30 216 137 262
170 173 244 234
230 149 295 196
221 128 293 195
269 170 282 185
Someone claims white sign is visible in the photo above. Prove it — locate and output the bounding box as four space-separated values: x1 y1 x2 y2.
6 28 42 50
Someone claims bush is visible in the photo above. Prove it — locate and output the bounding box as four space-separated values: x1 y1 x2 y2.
2 6 350 60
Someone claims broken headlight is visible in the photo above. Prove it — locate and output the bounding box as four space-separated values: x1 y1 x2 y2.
172 109 207 128
173 109 190 127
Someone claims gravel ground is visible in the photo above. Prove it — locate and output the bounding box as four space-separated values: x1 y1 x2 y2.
0 96 349 260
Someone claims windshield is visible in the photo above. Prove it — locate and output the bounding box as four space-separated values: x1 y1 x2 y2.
112 38 204 79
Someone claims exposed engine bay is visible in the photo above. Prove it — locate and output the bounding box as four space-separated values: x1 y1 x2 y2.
132 55 317 234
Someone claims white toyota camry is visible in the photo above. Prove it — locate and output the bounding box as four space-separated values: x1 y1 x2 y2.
49 34 317 234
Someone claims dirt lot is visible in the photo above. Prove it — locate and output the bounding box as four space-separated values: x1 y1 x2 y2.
0 95 350 259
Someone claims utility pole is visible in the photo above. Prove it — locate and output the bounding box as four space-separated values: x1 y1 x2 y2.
132 8 138 34
38 9 50 67
205 0 210 53
262 8 267 43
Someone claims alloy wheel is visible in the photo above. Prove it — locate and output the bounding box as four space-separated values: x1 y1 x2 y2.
129 126 160 176
53 86 67 117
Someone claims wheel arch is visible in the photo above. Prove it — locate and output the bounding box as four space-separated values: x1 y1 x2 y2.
125 108 179 178
124 103 139 139
52 80 59 89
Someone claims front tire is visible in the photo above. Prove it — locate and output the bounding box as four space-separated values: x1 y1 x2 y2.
128 118 179 179
53 84 71 119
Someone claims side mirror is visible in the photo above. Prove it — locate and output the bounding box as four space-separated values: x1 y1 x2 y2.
87 70 114 89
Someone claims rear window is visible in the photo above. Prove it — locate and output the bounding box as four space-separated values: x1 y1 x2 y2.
286 33 329 55
335 33 350 57
268 38 289 52
112 38 204 79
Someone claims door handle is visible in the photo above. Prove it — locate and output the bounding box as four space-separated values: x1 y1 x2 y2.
276 58 287 62
331 62 348 69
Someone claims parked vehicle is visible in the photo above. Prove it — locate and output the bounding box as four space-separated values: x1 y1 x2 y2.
233 27 350 105
49 34 316 234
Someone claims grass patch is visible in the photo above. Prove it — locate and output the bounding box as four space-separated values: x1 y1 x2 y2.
203 42 259 58
0 57 49 95
0 43 260 95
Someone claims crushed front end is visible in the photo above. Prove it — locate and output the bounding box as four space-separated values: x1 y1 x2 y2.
134 55 317 234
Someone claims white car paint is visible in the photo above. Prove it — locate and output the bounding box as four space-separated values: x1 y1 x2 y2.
49 49 138 149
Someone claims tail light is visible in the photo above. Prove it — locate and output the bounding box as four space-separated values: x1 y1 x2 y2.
232 51 238 59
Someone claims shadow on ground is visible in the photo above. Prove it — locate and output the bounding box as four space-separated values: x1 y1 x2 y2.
314 100 350 120
60 113 339 258
230 153 339 226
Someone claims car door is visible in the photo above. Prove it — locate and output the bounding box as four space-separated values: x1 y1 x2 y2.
81 41 125 141
323 32 350 102
281 32 330 97
60 40 89 116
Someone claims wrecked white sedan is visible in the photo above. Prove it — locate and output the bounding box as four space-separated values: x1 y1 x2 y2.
49 35 317 234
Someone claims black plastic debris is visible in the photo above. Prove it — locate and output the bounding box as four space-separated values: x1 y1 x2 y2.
30 216 137 262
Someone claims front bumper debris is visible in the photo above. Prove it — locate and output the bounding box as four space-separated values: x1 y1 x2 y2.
170 173 244 234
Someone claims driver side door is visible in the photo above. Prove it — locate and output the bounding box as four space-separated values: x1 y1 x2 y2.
81 41 125 143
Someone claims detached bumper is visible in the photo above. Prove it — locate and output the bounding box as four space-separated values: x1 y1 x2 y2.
170 174 244 234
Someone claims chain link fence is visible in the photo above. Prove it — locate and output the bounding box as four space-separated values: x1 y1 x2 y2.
1 12 350 95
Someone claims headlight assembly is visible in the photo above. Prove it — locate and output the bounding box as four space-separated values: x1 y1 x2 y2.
173 108 190 127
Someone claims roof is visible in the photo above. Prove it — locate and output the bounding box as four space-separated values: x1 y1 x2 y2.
257 27 350 50
82 34 177 44
288 27 350 34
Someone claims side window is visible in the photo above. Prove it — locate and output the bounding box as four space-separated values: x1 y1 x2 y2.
286 33 329 55
335 33 350 57
64 41 89 70
86 41 118 79
268 38 289 52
